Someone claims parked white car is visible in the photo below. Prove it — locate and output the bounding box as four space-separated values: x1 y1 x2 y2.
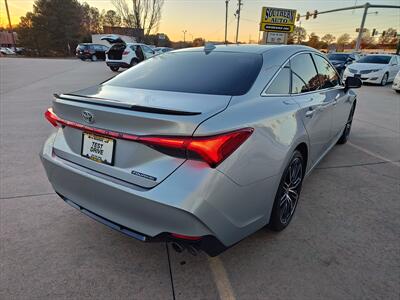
392 70 400 93
0 47 15 55
101 35 156 72
343 54 400 86
154 47 173 54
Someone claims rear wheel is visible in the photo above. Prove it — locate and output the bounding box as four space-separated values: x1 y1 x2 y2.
337 104 355 145
109 66 119 72
269 151 304 231
91 55 97 61
396 90 400 94
380 73 388 86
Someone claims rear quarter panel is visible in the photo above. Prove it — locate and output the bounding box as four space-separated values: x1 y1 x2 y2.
195 95 309 186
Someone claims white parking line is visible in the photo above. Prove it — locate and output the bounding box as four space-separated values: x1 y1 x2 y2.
207 257 236 300
348 142 400 167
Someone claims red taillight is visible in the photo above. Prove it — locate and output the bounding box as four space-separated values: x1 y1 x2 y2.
44 107 253 167
44 108 59 127
138 128 253 167
170 233 202 241
122 50 129 55
187 129 253 167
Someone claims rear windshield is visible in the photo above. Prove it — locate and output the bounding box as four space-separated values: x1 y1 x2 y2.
327 54 349 61
77 44 89 50
357 55 391 64
106 51 263 96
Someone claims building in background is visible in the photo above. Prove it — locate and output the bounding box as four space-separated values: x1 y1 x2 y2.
0 31 17 47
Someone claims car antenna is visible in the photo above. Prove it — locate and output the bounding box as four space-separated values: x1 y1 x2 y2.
204 42 216 54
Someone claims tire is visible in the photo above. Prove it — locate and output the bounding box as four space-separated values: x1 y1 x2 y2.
395 90 400 94
91 55 97 61
337 103 355 145
269 150 304 231
380 73 388 86
130 58 139 67
109 66 119 72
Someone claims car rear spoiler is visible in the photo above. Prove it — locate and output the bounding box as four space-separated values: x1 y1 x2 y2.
53 94 202 116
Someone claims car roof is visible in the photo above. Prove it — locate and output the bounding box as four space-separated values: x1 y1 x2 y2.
173 44 315 55
365 53 393 57
79 43 106 46
126 43 148 46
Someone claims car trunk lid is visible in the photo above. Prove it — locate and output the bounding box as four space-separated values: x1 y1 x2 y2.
51 85 231 188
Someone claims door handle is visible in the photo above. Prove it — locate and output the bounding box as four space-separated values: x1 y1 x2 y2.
305 108 316 118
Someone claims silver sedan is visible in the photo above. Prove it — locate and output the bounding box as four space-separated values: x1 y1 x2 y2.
40 45 362 256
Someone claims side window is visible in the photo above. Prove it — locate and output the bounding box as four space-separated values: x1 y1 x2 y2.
313 54 340 89
142 46 154 55
290 53 320 94
265 64 290 94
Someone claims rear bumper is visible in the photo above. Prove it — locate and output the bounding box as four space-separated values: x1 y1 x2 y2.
106 61 130 68
59 193 226 256
76 53 91 59
40 134 277 255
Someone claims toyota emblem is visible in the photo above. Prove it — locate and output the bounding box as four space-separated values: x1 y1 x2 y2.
82 110 94 124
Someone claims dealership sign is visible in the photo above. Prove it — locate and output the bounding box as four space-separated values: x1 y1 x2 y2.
260 7 296 33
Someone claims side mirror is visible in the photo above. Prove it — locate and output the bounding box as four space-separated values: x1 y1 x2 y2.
345 77 362 90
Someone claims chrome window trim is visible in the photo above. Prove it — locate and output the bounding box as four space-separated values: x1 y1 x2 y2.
261 50 345 97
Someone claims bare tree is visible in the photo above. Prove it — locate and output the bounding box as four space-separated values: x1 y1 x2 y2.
288 26 307 44
111 0 164 35
321 34 336 45
103 9 121 27
379 28 398 47
337 33 351 46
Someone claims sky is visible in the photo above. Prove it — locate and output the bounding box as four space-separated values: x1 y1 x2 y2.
1 0 399 42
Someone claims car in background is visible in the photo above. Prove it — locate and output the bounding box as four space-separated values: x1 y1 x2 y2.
0 47 15 55
101 35 156 72
327 52 360 77
15 47 25 55
154 47 173 54
76 43 109 61
41 45 362 256
392 70 400 93
343 54 400 86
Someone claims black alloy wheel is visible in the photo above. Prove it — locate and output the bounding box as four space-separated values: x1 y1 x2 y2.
269 150 304 231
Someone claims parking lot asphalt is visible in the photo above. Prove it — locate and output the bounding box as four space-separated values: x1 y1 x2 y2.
1 57 399 300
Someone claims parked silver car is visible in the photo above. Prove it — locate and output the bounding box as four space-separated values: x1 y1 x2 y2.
41 45 361 256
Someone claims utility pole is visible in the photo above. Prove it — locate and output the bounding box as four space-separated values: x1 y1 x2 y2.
235 0 242 43
300 3 399 51
224 0 230 44
4 0 17 52
355 2 370 51
182 30 187 43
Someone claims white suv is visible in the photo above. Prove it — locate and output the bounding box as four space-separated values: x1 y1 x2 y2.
101 35 156 72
